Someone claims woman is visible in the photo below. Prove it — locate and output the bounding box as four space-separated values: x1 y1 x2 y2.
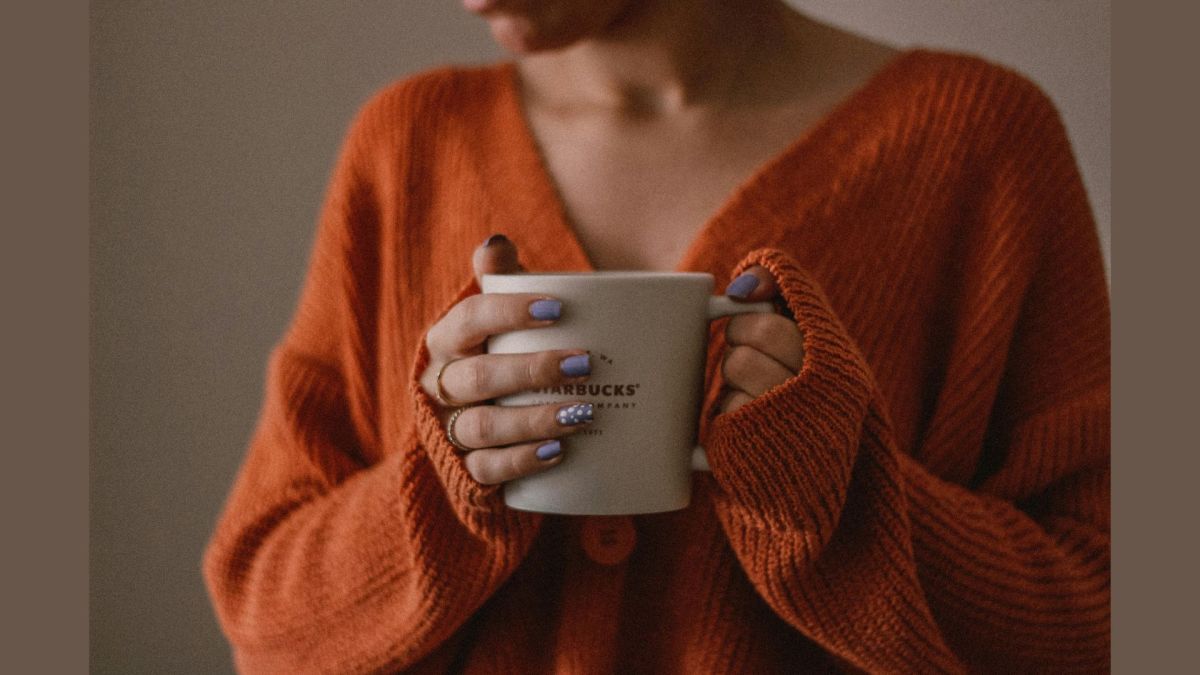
203 1 1110 672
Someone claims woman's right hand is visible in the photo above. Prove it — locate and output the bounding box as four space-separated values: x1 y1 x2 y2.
418 234 594 486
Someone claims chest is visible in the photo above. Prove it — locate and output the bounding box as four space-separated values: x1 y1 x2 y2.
524 105 826 271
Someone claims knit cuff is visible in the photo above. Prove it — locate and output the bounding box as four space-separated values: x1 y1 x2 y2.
705 249 876 534
408 279 542 533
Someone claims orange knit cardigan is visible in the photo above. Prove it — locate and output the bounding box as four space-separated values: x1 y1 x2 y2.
203 50 1110 673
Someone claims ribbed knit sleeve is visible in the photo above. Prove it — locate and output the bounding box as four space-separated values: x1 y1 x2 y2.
201 78 542 673
704 82 1109 672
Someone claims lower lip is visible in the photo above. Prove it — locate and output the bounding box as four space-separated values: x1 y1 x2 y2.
462 0 499 12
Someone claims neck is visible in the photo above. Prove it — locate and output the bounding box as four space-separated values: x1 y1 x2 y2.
518 0 806 115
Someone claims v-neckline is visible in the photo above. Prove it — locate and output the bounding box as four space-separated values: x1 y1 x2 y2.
486 49 919 274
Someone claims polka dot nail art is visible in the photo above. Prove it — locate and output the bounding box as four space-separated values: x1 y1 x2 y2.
556 403 594 426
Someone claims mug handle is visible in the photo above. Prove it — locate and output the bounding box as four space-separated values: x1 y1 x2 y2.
692 296 776 472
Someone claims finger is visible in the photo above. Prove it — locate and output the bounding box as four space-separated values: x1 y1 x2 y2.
724 265 780 303
451 401 595 450
473 233 525 286
721 345 794 397
426 293 564 359
438 350 591 404
718 388 755 414
724 313 805 372
463 439 567 485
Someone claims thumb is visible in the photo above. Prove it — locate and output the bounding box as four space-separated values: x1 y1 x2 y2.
472 233 525 286
724 265 779 302
725 265 794 319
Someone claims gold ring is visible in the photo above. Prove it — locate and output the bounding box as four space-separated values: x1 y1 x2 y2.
434 358 465 407
445 405 475 452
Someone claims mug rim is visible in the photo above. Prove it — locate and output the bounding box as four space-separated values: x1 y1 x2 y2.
482 271 713 280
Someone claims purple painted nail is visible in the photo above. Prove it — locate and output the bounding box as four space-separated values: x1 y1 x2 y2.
529 299 562 321
560 354 590 378
536 440 562 461
556 403 594 426
725 273 760 299
482 233 509 247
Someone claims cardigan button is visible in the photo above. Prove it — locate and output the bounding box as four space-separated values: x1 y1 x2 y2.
580 516 636 565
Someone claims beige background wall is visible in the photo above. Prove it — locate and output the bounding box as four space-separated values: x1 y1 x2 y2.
90 2 1110 672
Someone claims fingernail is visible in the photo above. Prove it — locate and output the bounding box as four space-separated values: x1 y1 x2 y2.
559 354 590 377
482 233 509 247
725 273 760 299
529 299 562 321
536 440 562 461
556 403 594 426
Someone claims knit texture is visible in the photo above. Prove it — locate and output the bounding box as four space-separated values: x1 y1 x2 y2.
203 49 1110 673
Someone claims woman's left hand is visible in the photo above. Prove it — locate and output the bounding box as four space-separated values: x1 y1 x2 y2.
718 267 806 413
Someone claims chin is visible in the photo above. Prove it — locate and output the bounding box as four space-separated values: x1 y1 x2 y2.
486 15 588 53
466 0 632 55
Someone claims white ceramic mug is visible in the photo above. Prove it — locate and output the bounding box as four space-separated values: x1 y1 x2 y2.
481 272 773 515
